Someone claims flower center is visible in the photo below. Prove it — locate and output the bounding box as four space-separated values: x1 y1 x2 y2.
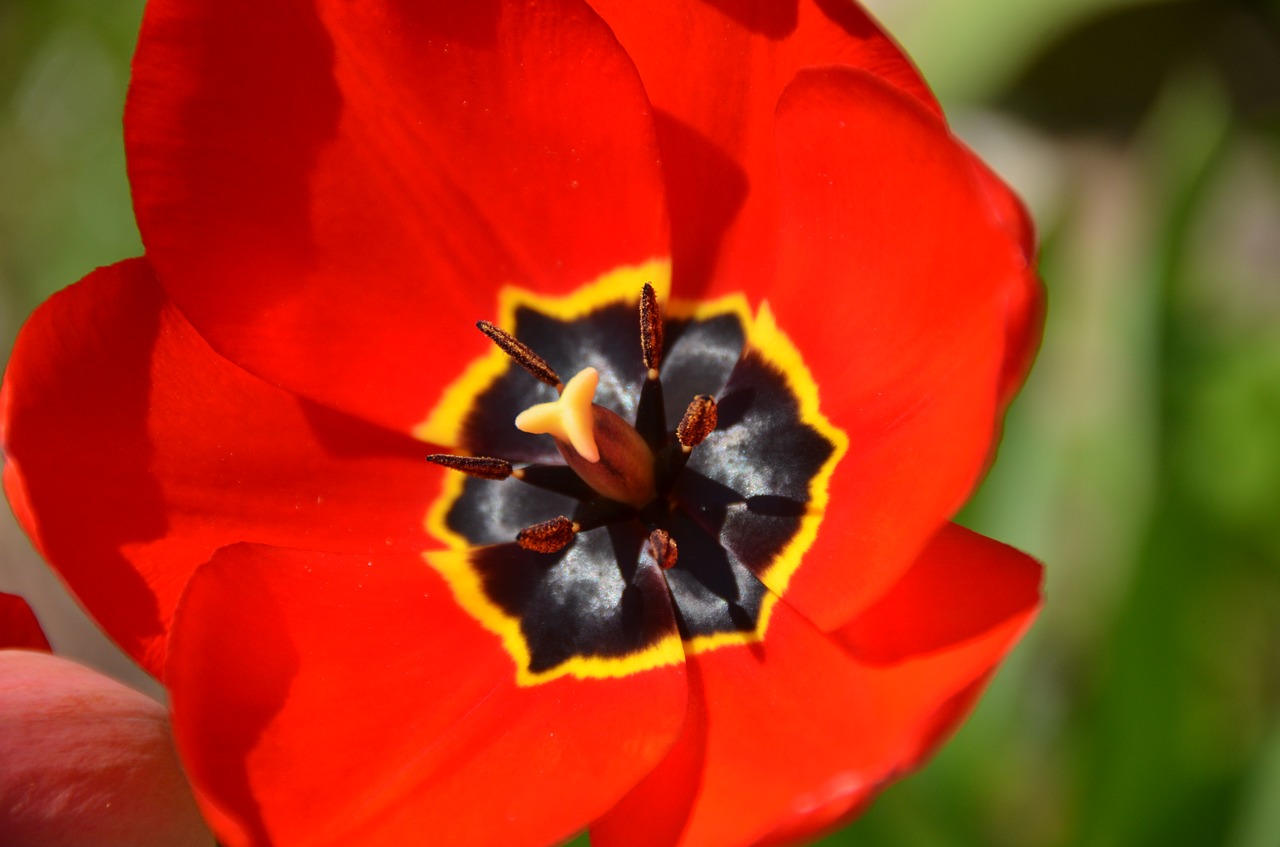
431 283 730 567
514 367 659 509
419 271 846 685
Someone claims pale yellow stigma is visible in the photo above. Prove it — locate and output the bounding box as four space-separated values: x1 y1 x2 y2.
514 367 600 462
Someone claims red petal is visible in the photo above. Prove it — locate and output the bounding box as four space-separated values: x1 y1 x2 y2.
0 259 441 676
587 0 938 297
127 0 670 434
835 523 1044 665
963 151 1046 408
0 593 50 652
761 68 1041 628
592 524 1041 847
167 544 687 847
0 650 212 846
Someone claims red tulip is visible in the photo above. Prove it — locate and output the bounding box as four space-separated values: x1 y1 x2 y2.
1 1 1043 845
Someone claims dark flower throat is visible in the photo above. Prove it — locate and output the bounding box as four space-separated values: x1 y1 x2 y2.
427 284 836 676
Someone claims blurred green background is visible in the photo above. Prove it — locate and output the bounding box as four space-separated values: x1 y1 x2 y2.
2 1 1279 845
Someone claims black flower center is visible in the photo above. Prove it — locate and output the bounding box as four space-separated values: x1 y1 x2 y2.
422 276 843 684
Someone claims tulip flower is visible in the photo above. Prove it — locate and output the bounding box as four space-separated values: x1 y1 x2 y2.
2 1 1044 844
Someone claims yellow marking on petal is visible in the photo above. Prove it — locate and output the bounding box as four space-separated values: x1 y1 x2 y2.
513 367 600 462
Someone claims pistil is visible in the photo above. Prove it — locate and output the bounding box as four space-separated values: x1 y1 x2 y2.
516 367 657 508
515 368 602 461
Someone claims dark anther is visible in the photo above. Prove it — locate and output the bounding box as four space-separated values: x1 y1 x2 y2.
639 282 664 379
647 528 678 570
477 320 563 389
516 516 579 553
427 453 514 480
677 394 718 450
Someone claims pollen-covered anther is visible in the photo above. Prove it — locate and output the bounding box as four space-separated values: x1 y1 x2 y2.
516 516 579 553
426 453 513 480
677 394 718 451
647 528 678 570
639 282 664 381
477 320 563 390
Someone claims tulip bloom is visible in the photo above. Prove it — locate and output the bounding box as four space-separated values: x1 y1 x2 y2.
1 1 1043 845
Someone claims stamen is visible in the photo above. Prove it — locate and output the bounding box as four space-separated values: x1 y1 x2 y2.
647 528 678 570
639 282 664 380
677 394 718 451
426 453 514 480
477 320 563 389
514 368 601 462
516 516 579 553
